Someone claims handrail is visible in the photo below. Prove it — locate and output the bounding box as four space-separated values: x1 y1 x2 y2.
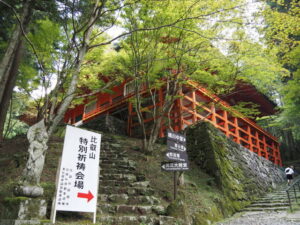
285 177 300 211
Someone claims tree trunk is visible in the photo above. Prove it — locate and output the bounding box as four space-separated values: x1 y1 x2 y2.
286 129 297 160
144 97 175 153
18 0 100 195
0 41 25 143
0 0 32 143
0 0 31 102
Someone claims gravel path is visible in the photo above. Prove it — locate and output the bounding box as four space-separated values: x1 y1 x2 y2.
216 211 300 225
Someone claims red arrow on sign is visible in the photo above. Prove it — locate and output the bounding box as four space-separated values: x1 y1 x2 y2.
77 191 94 202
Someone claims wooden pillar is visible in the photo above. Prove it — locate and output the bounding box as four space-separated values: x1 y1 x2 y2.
109 95 112 105
234 117 240 144
270 141 274 160
192 91 197 123
246 125 253 152
210 103 217 125
224 110 229 136
262 136 268 160
278 144 282 166
254 130 261 156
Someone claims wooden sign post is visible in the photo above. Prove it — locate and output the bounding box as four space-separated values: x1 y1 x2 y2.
162 130 189 200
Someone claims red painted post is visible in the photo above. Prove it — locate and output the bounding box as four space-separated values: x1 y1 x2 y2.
192 91 197 123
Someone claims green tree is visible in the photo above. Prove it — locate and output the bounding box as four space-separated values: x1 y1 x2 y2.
118 0 253 152
3 93 30 139
16 0 229 196
260 0 300 159
0 0 33 143
0 0 58 142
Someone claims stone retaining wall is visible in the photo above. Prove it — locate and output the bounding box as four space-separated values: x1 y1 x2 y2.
186 122 285 211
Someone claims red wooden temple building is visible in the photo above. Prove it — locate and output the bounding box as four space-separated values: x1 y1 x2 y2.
64 80 282 166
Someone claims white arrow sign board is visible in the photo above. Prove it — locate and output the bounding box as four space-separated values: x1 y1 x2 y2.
52 125 101 223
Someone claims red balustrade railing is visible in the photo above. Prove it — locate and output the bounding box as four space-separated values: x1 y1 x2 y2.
67 80 282 166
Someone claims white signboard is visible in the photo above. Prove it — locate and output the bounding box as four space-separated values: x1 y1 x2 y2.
52 125 101 223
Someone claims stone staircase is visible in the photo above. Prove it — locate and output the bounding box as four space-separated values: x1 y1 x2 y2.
97 135 179 225
242 186 298 212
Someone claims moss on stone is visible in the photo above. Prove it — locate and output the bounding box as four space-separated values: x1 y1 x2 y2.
166 198 189 220
40 182 55 201
4 196 30 204
185 121 283 223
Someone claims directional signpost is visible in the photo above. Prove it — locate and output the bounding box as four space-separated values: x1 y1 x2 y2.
51 126 101 224
162 130 189 200
161 162 189 171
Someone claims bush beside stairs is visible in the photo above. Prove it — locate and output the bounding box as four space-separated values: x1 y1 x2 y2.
97 135 179 225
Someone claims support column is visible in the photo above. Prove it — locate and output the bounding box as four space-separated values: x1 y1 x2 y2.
253 130 261 156
192 91 197 123
246 125 252 152
262 136 268 160
234 117 240 144
210 103 217 125
224 110 229 137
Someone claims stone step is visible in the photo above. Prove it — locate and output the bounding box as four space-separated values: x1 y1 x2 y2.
263 196 290 200
97 215 179 225
100 163 136 171
131 181 150 188
247 202 290 208
100 173 138 182
98 203 165 216
109 143 124 149
101 151 127 156
98 215 159 225
265 192 300 197
100 159 136 167
254 199 290 204
258 197 290 201
100 168 138 175
265 194 291 198
99 194 161 205
100 180 132 187
99 186 155 196
100 180 150 188
101 150 125 154
242 206 289 212
101 149 127 154
101 174 146 182
100 155 127 160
